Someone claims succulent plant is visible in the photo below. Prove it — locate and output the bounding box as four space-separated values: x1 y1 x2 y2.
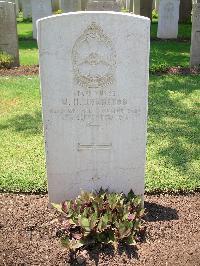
53 189 145 251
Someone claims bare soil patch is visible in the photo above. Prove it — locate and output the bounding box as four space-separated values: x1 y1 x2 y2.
1 65 200 77
0 65 39 76
0 193 199 266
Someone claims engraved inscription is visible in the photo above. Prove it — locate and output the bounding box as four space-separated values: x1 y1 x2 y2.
195 31 200 42
78 143 112 150
72 22 116 88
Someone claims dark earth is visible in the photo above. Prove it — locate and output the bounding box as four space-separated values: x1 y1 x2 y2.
0 193 199 266
0 65 200 76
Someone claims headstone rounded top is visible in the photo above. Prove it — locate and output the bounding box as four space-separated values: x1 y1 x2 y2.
37 11 151 24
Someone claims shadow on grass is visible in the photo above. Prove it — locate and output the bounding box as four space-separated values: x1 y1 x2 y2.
19 39 38 50
148 75 199 178
0 110 42 135
150 40 190 70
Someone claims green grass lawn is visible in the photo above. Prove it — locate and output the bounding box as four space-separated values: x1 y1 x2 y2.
0 75 199 193
0 76 46 192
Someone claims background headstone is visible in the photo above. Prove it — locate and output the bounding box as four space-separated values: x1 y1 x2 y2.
179 0 192 23
86 0 121 11
0 1 19 66
190 3 200 66
37 12 150 203
60 0 81 12
157 0 180 39
31 0 52 39
6 0 19 16
22 0 32 19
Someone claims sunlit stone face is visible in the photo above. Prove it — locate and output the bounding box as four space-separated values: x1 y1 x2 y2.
72 22 116 88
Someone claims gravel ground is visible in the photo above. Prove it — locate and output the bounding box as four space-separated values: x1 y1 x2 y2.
0 193 200 266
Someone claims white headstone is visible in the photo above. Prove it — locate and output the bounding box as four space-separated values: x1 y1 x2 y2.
37 12 150 203
190 3 200 66
60 0 81 12
22 0 31 19
157 0 180 39
87 0 121 11
0 1 19 66
31 0 52 39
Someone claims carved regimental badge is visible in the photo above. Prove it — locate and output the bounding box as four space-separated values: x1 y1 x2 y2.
72 22 116 88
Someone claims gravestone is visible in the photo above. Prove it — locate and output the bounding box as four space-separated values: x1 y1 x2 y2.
60 0 81 12
6 0 19 16
0 1 19 66
31 0 52 39
87 0 121 11
22 0 31 19
37 12 150 203
157 0 180 39
190 3 200 66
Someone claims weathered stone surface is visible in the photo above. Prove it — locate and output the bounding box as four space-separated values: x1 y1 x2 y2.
157 0 180 39
0 1 19 66
6 0 19 16
179 0 192 23
22 0 31 19
190 3 200 66
31 0 52 39
60 0 81 12
37 12 150 203
86 0 121 11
